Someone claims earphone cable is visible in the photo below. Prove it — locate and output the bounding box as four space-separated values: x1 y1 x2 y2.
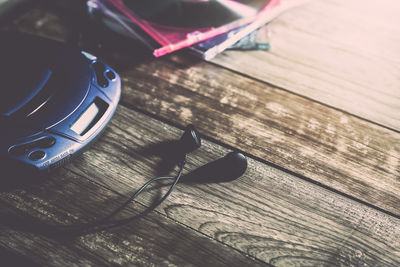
99 159 185 225
103 159 185 228
55 158 186 234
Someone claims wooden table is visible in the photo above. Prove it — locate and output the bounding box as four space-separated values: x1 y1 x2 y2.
1 1 399 266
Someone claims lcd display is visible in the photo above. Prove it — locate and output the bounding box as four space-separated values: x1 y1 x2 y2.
70 102 100 135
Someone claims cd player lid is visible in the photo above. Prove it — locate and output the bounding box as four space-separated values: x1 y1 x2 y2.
0 51 52 117
0 32 92 137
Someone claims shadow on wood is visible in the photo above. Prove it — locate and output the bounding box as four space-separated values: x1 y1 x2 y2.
0 159 51 191
138 140 184 176
0 248 41 267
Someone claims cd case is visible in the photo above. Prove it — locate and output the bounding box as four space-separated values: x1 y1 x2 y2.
190 23 271 60
87 0 305 59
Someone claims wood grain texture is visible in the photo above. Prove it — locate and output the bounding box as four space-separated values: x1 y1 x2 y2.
212 0 400 131
0 161 266 267
2 105 399 266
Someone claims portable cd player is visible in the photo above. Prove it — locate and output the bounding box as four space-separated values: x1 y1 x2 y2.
0 32 121 173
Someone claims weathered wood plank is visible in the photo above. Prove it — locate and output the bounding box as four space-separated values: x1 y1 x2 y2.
1 105 399 266
211 0 400 131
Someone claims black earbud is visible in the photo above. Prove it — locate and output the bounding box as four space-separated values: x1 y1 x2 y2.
182 151 248 183
177 124 201 156
177 125 247 183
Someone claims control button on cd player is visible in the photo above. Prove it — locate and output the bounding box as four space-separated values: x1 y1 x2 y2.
37 136 56 148
93 61 109 88
9 137 56 156
29 150 46 161
9 145 30 156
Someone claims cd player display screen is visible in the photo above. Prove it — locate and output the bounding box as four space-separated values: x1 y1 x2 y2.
70 103 100 135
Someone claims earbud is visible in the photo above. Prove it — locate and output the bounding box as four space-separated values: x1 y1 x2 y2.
182 151 248 183
178 124 201 154
173 124 201 161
